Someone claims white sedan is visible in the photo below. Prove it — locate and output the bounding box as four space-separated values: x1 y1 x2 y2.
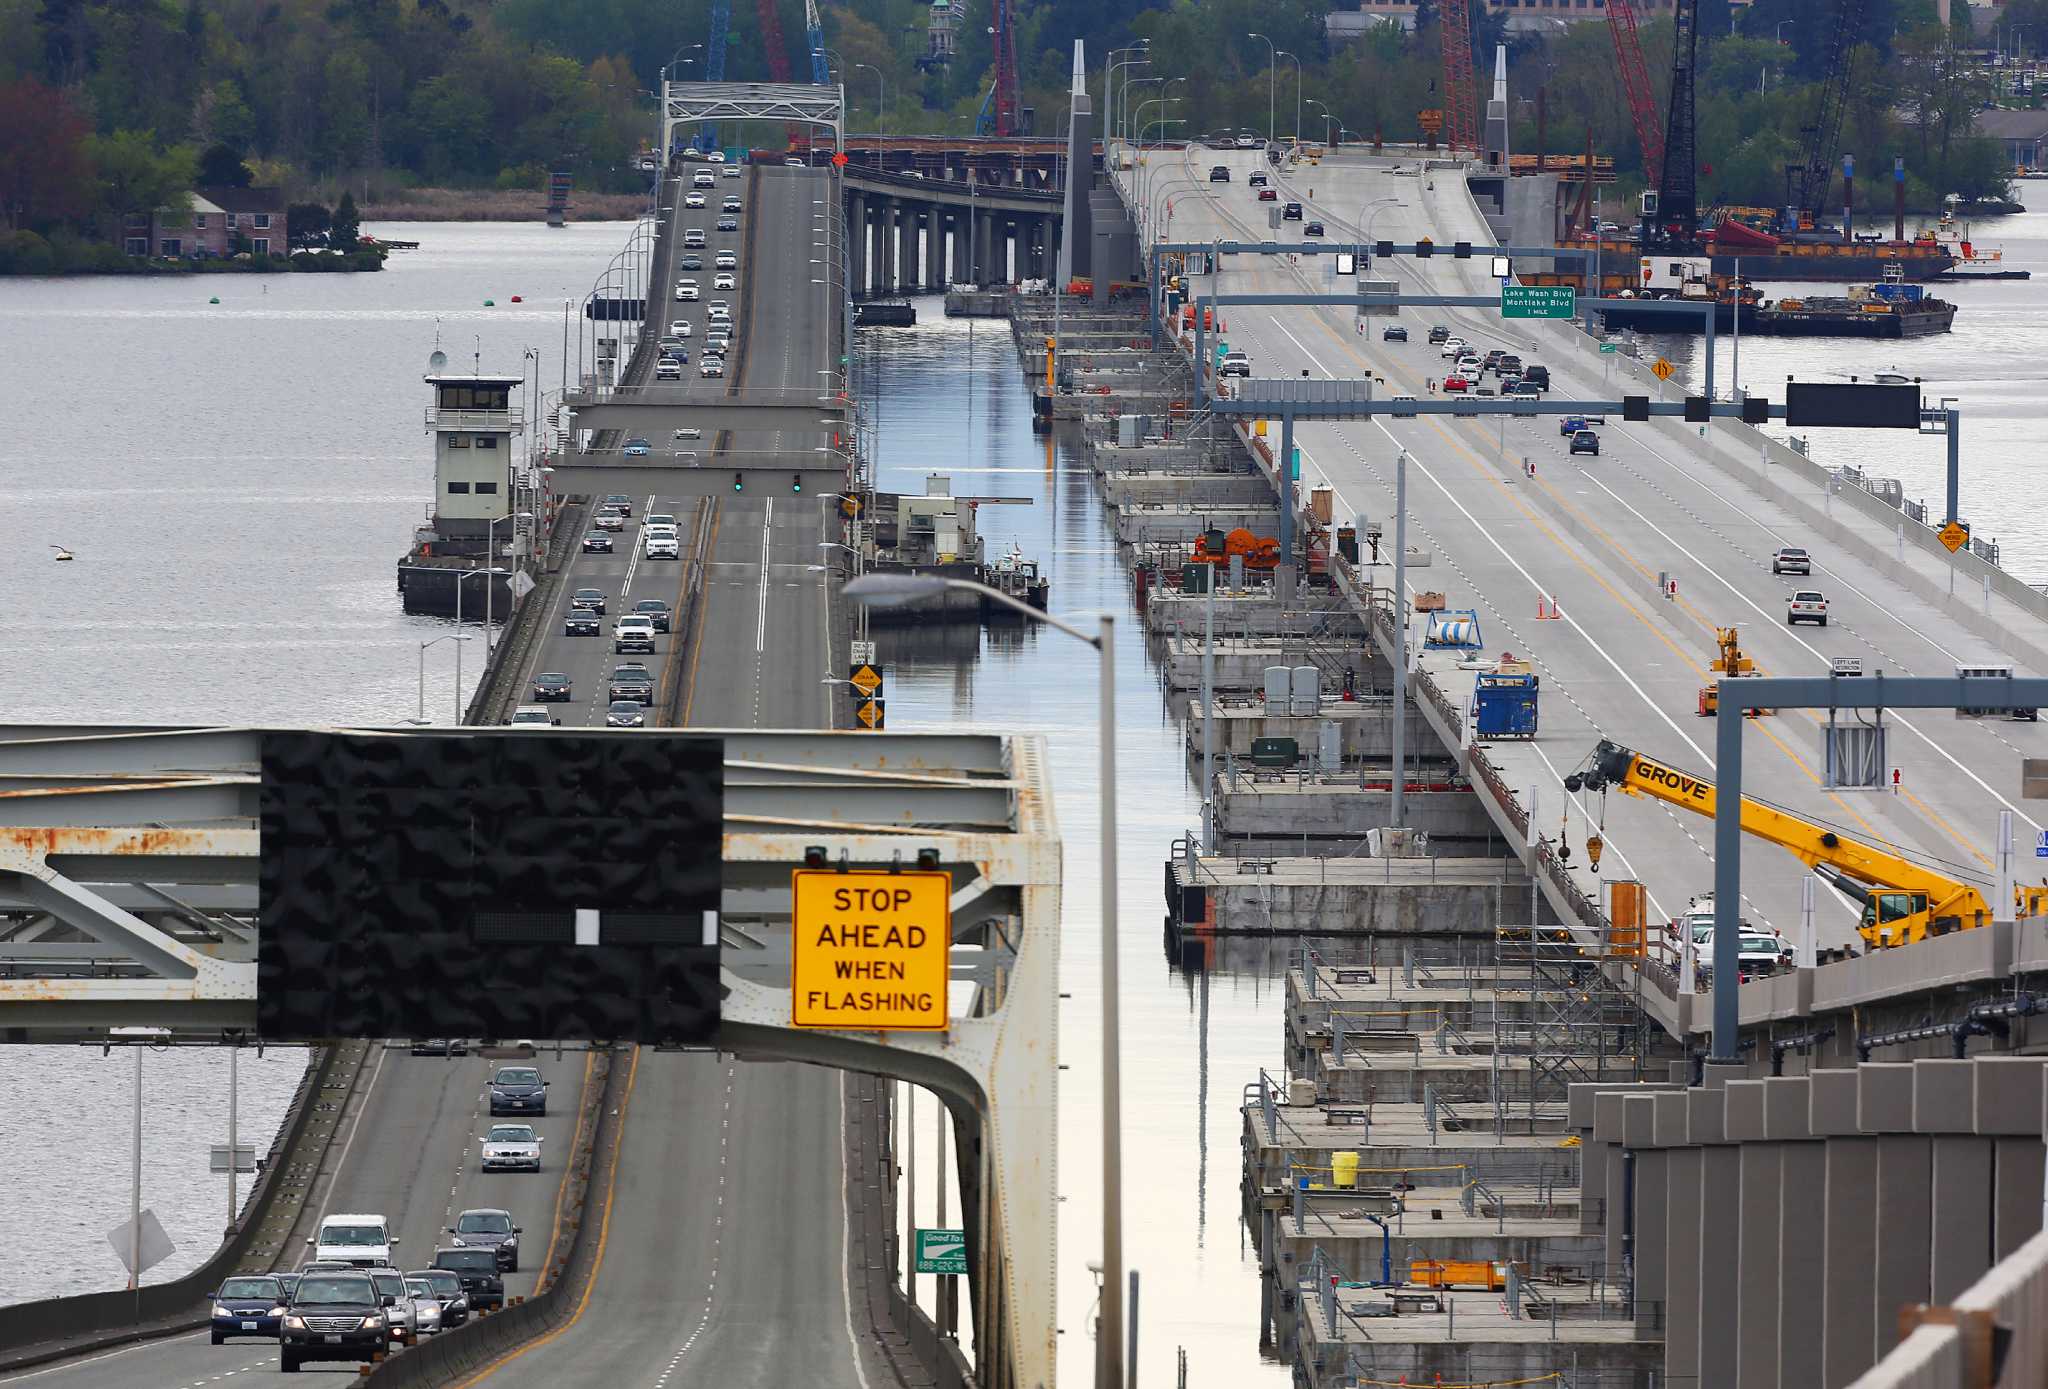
480 1123 542 1172
713 272 736 291
684 190 706 208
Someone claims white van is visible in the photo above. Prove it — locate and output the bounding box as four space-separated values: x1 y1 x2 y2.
508 705 559 727
309 1212 398 1267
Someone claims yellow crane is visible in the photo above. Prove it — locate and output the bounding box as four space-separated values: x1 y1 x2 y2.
1565 738 2048 950
1697 626 1770 717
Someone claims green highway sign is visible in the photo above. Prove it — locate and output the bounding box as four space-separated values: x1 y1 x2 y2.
1501 285 1576 320
1598 343 1620 354
915 1227 968 1275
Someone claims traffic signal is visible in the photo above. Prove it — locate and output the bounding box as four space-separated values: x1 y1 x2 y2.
732 471 744 492
790 473 803 494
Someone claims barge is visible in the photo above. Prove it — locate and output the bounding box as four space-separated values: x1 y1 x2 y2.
1596 262 1956 339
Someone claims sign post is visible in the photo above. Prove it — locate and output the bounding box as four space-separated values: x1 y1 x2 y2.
1499 285 1575 320
791 870 951 1031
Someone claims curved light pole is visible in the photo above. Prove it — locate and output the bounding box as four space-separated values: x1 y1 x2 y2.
414 635 473 725
843 571 1124 1389
1132 82 1185 216
1247 32 1277 144
1278 50 1302 145
1306 97 1335 149
1122 75 1164 146
853 63 886 140
1136 113 1186 226
666 44 703 83
1108 44 1150 156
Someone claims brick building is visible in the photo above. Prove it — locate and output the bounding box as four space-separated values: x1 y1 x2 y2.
122 187 288 259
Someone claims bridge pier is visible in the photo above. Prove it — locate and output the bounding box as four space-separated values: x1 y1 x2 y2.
878 199 898 296
974 210 994 286
950 209 971 287
846 192 868 299
898 204 917 295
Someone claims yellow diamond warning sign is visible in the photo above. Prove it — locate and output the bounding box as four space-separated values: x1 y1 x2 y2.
1650 356 1675 382
1939 520 1969 553
849 663 883 697
791 870 950 1031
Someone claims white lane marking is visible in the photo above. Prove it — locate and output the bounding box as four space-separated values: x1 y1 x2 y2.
651 1062 736 1388
837 1078 876 1389
756 499 774 653
319 1040 392 1222
0 1333 208 1383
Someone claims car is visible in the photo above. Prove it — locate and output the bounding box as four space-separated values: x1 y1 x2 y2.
1209 165 1230 182
1498 354 1523 374
1283 201 1303 220
274 1273 301 1302
593 510 624 532
432 1247 505 1313
570 589 607 614
646 512 678 529
666 320 691 337
708 301 731 319
211 1274 286 1344
714 272 737 290
507 703 556 728
1219 350 1251 378
408 1269 469 1328
677 252 703 271
1570 430 1601 456
707 148 725 162
1482 349 1506 370
722 163 741 178
1382 325 1408 342
1247 172 1268 187
715 249 737 269
607 699 647 727
608 665 655 704
1442 375 1470 393
530 672 572 702
614 617 656 653
279 1270 389 1372
1256 187 1278 202
480 1123 543 1173
1236 134 1260 149
672 427 702 442
1787 590 1828 626
308 1213 397 1268
408 1038 467 1056
700 358 725 378
1457 355 1483 375
1772 547 1812 575
296 1261 353 1277
603 494 632 517
367 1267 419 1343
716 215 738 231
488 1065 548 1116
684 190 706 208
1509 379 1541 398
402 1278 444 1335
1440 338 1467 359
644 532 681 559
1523 365 1551 391
633 598 673 633
564 610 600 637
654 360 682 380
675 280 699 300
721 195 742 211
1304 221 1325 236
784 155 805 166
1427 325 1450 344
623 437 651 457
684 228 707 248
1558 415 1589 437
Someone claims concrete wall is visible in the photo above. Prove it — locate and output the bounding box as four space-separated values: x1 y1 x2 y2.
1216 784 1500 847
1197 872 1535 934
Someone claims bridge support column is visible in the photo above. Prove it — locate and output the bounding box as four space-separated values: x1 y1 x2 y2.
869 201 887 298
847 193 867 300
878 199 898 296
948 210 967 286
974 209 993 287
899 203 918 294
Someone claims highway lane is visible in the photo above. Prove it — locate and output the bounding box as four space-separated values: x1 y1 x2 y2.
0 1047 593 1386
472 166 869 1389
1147 145 2048 948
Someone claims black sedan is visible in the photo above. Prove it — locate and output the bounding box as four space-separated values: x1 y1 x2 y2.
1304 221 1325 237
607 700 646 728
530 672 572 702
632 599 673 633
211 1274 286 1344
487 1065 547 1117
582 532 614 553
570 588 606 614
1382 325 1408 342
563 610 600 637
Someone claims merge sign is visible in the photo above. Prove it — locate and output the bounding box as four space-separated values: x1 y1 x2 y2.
791 870 950 1031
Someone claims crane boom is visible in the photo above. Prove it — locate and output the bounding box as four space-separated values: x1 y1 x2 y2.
1572 739 1999 949
1644 0 1702 251
805 0 829 84
1790 0 1870 225
1603 0 1664 183
1439 0 1480 156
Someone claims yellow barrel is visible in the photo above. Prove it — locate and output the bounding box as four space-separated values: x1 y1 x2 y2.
1254 419 1268 438
1332 1151 1360 1189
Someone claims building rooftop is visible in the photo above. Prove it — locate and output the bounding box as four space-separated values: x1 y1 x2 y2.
1974 109 2048 141
423 374 528 385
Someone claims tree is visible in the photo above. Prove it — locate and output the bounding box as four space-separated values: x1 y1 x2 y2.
0 76 92 229
86 130 196 234
287 200 330 247
330 189 360 250
197 141 252 187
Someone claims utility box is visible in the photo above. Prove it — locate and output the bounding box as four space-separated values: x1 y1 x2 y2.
1118 414 1141 447
1822 721 1887 788
1264 666 1291 709
1291 666 1319 715
1471 671 1539 739
1251 737 1299 767
1318 720 1341 771
1182 562 1211 594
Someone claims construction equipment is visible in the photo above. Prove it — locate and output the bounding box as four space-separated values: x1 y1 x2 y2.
975 0 1021 135
1641 0 1702 252
1439 0 1480 156
804 0 829 84
1603 0 1664 184
1410 1259 1509 1291
1423 608 1483 651
1472 667 1540 739
1566 739 2048 949
1697 627 1770 717
1784 0 1871 233
1190 527 1280 570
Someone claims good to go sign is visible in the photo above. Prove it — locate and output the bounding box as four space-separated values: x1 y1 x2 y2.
790 870 951 1031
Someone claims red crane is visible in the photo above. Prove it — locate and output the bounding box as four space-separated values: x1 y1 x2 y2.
1439 0 1480 155
992 0 1020 136
757 0 793 80
1604 0 1664 182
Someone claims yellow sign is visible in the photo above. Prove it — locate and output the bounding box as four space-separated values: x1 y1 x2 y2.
1417 109 1444 134
1940 520 1969 553
849 663 884 697
791 870 950 1031
1650 357 1675 381
855 698 885 729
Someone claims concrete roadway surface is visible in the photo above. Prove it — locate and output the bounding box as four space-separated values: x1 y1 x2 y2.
0 1047 595 1386
468 166 872 1389
1143 144 2048 952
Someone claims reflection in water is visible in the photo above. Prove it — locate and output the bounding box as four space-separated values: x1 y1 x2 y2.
860 297 1292 1385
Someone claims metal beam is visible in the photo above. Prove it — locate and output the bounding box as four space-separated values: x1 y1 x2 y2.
563 405 845 437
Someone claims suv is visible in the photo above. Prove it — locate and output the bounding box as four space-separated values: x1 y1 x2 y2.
1771 547 1812 575
531 672 571 702
447 1207 523 1272
1247 172 1268 188
564 609 600 637
609 665 656 704
1209 165 1230 182
633 598 673 633
614 616 656 653
1570 430 1601 456
507 705 557 727
1427 325 1450 344
1282 201 1303 220
487 1065 548 1116
570 588 606 615
1218 350 1251 378
279 1270 389 1372
1522 365 1550 391
432 1247 505 1313
1382 324 1408 342
1786 590 1828 626
683 228 707 248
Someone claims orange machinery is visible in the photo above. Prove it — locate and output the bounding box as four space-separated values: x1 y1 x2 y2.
1189 528 1279 570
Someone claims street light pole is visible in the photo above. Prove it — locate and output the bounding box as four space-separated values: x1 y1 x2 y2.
1279 51 1302 144
841 572 1125 1389
1248 33 1277 144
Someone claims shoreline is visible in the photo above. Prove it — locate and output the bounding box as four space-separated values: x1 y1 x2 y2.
359 189 650 222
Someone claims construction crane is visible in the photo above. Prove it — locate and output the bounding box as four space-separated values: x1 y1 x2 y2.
1696 626 1771 717
1566 739 2048 950
1641 0 1702 252
805 0 829 84
1602 0 1664 183
702 0 731 154
975 0 1021 135
1785 0 1871 231
758 0 794 81
1439 0 1480 156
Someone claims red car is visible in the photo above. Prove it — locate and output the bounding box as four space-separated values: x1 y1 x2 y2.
1442 375 1470 392
1256 187 1278 201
